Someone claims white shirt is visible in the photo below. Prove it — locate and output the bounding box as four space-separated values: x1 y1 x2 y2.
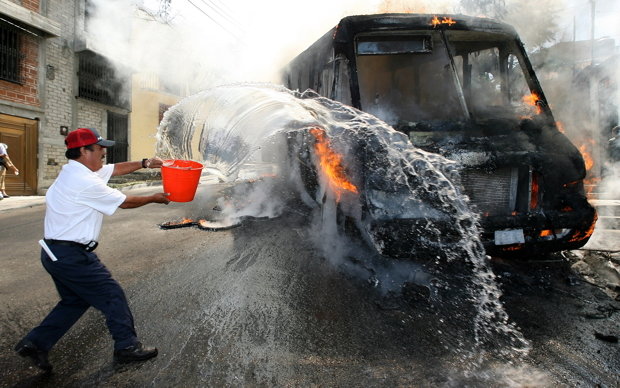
0 144 6 171
44 160 127 244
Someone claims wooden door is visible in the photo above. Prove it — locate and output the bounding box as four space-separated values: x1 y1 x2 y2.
0 113 38 195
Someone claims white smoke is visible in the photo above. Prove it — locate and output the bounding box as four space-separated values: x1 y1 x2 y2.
85 0 383 89
83 0 619 88
86 0 619 249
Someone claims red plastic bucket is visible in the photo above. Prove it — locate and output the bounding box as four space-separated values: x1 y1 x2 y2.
161 160 204 202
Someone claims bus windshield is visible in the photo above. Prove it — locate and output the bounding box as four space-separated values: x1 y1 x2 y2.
355 31 533 126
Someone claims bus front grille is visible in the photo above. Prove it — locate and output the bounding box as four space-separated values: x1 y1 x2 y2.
460 167 518 215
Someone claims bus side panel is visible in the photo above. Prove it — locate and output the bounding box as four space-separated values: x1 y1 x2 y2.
282 28 338 94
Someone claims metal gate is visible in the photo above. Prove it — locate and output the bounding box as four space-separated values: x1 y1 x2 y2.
106 112 128 163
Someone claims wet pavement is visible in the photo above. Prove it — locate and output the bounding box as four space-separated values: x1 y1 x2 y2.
1 185 619 387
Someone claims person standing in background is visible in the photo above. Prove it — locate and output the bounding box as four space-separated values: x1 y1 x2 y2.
0 142 19 199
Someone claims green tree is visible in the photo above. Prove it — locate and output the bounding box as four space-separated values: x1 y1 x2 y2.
460 0 562 51
460 0 507 18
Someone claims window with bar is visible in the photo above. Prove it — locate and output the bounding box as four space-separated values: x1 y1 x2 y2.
78 51 128 108
106 111 128 163
0 20 24 84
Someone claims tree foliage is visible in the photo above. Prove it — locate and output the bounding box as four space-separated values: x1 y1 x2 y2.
460 0 562 52
460 0 507 18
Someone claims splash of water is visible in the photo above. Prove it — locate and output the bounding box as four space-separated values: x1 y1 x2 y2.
156 83 530 362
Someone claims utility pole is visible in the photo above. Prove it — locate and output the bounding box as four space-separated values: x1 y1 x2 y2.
572 15 576 75
590 0 596 64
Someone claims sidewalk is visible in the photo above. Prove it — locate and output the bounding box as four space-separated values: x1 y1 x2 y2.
0 195 46 212
0 182 163 212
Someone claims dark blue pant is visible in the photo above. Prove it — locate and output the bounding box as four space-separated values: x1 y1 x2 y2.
24 245 138 351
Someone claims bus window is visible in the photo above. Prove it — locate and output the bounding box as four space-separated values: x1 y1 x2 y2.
465 49 530 117
355 31 541 125
507 54 530 108
356 35 432 55
356 35 463 125
467 47 504 113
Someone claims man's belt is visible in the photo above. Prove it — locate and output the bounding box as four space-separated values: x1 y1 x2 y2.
44 239 99 252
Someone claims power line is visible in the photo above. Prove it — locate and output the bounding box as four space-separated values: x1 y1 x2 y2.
200 0 241 30
209 0 236 18
185 0 243 41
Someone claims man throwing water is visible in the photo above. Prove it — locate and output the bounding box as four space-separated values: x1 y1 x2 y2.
15 128 170 372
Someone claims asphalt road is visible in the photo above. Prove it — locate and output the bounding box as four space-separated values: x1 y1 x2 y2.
0 186 619 387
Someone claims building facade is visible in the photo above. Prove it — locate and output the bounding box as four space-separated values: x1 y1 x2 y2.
0 0 179 196
1 0 60 195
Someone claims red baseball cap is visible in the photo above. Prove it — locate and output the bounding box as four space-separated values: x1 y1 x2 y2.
65 128 115 149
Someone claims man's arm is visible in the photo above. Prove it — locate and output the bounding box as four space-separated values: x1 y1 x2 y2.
112 157 165 176
119 192 170 209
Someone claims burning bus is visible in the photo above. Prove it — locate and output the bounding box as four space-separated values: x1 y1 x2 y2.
281 14 597 256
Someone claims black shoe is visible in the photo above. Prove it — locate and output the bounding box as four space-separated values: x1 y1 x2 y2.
114 342 158 363
15 339 52 372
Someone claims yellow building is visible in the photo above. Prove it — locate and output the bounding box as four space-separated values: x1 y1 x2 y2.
130 72 182 159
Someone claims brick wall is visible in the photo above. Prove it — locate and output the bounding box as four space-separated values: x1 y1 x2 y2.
0 35 40 106
4 0 39 11
23 0 40 11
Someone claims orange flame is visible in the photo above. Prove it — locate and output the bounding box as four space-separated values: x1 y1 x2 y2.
539 229 553 237
563 180 579 188
578 143 594 171
577 139 599 197
568 213 597 243
431 16 456 27
309 127 359 201
530 172 540 209
502 245 523 251
522 92 542 114
556 121 566 134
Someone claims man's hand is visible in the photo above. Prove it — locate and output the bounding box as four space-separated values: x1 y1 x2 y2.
145 157 165 169
152 192 171 204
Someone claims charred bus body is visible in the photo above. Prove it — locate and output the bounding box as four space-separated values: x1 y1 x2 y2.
281 14 596 257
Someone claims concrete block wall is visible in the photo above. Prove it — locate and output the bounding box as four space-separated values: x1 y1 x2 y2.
39 0 122 191
38 0 79 190
41 142 66 180
77 101 106 134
